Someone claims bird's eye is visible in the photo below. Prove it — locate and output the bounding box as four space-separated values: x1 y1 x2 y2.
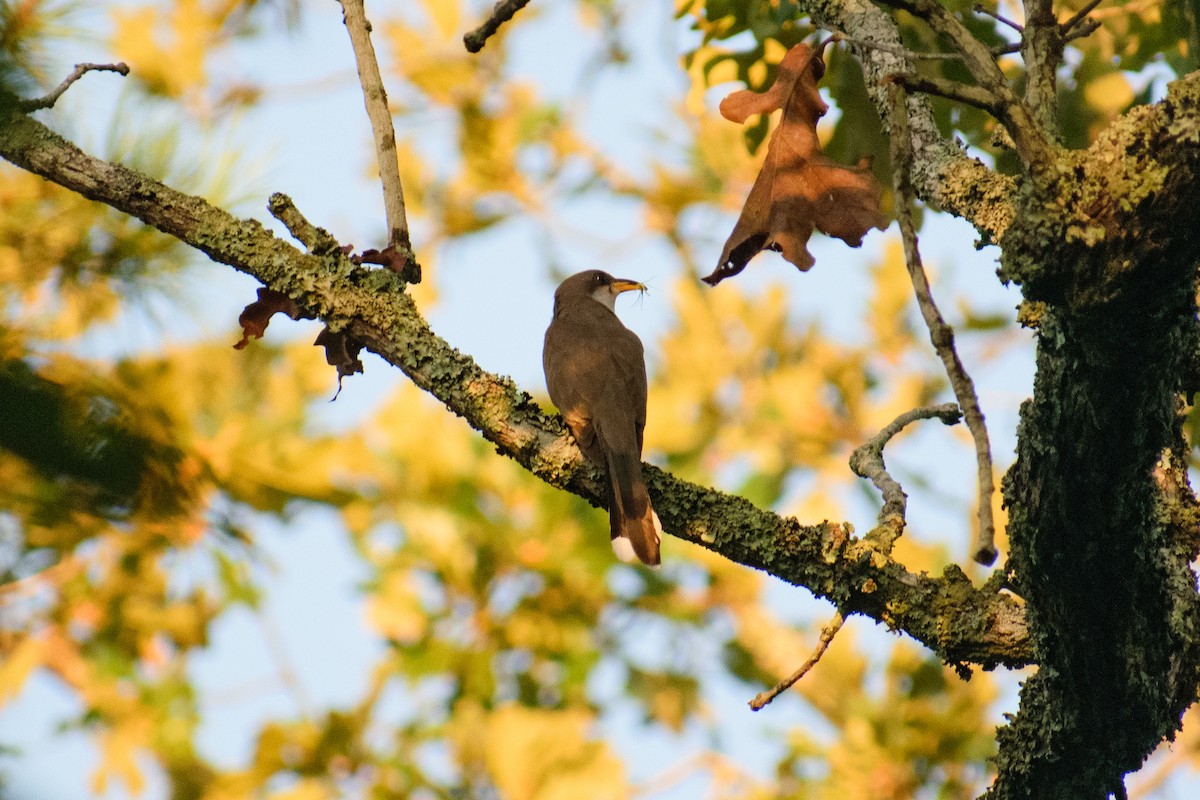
594 273 604 284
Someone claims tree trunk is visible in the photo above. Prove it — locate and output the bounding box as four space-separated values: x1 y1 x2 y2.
990 76 1200 797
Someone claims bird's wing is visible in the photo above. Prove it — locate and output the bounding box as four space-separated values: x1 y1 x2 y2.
544 318 605 459
604 326 647 450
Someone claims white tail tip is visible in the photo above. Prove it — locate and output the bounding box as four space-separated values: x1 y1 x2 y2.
611 536 638 563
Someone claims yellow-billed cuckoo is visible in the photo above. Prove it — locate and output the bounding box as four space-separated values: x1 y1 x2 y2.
543 270 662 566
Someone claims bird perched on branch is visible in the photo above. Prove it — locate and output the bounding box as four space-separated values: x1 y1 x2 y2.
543 270 662 566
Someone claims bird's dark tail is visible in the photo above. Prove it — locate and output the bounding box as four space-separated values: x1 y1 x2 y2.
604 447 661 566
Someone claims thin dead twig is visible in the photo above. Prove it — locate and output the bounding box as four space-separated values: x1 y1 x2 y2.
338 0 417 279
749 612 845 711
753 403 960 713
1061 0 1105 34
884 72 1001 113
464 0 531 53
889 85 998 565
834 33 961 60
17 62 129 112
837 32 1023 61
850 402 963 548
973 3 1024 32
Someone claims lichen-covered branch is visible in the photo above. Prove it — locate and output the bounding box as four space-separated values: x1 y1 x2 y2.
0 107 1029 669
986 72 1200 799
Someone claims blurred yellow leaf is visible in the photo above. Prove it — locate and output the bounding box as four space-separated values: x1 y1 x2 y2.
869 242 916 362
1084 71 1135 117
366 572 427 643
110 0 219 97
270 778 333 800
421 0 460 40
92 716 151 796
0 633 44 703
485 705 626 800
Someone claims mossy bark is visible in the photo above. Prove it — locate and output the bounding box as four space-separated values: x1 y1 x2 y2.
0 108 1031 670
995 294 1200 799
987 74 1200 798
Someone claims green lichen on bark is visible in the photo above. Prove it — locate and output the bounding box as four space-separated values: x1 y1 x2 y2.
993 294 1200 798
985 69 1200 800
999 71 1200 310
0 109 1035 673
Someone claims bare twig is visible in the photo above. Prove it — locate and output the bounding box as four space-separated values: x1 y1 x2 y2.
973 3 1024 32
849 403 963 548
749 612 845 711
16 62 129 112
464 0 531 53
878 0 1012 89
885 73 1002 112
337 0 417 279
834 33 960 60
835 31 1022 60
1063 17 1101 43
1061 0 1105 34
889 85 998 566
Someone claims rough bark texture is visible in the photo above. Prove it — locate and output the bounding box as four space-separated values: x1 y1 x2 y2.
808 0 1200 793
986 74 1200 800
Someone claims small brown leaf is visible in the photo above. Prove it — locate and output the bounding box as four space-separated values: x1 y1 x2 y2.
314 326 365 399
705 40 889 285
233 288 301 349
357 244 421 284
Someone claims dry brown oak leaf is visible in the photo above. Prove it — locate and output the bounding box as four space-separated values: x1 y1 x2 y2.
233 288 302 349
704 41 889 286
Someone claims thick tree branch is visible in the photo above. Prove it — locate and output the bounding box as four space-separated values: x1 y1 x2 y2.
1021 0 1061 132
875 0 1058 176
0 107 1030 669
987 72 1200 799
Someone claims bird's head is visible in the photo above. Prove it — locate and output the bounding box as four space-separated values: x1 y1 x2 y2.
555 269 646 313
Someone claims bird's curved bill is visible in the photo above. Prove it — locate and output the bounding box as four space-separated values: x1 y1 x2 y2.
611 279 647 294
